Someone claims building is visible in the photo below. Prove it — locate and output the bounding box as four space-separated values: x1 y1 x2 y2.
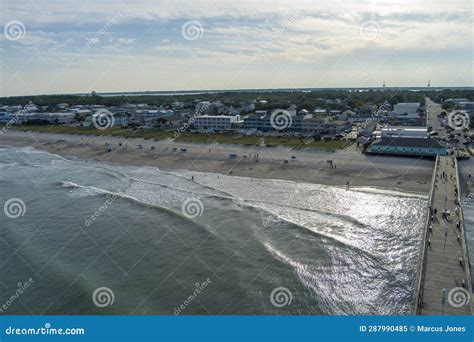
458 101 474 113
114 113 129 126
156 115 181 129
446 98 469 106
242 113 349 135
12 112 76 124
194 115 242 131
228 106 240 115
56 103 69 109
130 109 174 126
326 121 351 134
367 137 447 157
71 108 92 118
83 112 127 127
313 109 327 116
392 103 421 119
242 113 273 131
171 101 185 110
380 126 428 139
0 112 12 124
195 101 212 115
301 115 326 134
42 113 76 124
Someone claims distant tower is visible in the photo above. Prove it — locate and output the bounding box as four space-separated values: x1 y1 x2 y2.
383 80 386 88
91 90 97 97
427 80 430 87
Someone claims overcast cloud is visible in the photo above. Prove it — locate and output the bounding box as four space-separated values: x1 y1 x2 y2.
0 0 472 96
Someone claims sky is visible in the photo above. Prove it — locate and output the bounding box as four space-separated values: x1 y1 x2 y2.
0 0 473 97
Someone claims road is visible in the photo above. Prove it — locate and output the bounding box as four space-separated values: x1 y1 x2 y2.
425 97 443 135
425 98 471 155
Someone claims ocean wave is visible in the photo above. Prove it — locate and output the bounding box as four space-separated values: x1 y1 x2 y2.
130 174 376 242
58 181 220 237
74 171 387 252
154 169 235 198
348 186 428 199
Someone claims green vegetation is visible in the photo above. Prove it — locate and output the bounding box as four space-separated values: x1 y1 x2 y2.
2 89 473 112
13 125 349 150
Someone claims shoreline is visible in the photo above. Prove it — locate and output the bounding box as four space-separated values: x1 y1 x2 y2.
0 130 437 193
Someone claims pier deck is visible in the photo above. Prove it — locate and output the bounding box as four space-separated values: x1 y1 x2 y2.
415 155 473 315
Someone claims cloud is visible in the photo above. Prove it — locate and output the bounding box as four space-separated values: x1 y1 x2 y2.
1 0 472 96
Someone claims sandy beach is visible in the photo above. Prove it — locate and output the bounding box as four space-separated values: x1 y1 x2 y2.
0 130 441 193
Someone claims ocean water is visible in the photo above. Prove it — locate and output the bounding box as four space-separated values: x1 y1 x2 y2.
0 146 430 315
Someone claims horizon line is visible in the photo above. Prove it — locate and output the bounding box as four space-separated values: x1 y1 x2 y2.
2 85 474 99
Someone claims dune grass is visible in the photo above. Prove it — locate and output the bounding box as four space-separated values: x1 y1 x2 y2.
14 125 349 150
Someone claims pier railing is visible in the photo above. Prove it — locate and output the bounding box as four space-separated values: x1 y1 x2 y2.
412 155 439 314
453 158 474 313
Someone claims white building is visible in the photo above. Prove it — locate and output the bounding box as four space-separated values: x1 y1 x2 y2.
42 113 76 124
458 101 474 113
130 109 174 126
14 112 76 124
194 115 242 131
171 101 185 110
313 109 327 116
446 98 469 106
381 126 427 139
393 103 420 119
